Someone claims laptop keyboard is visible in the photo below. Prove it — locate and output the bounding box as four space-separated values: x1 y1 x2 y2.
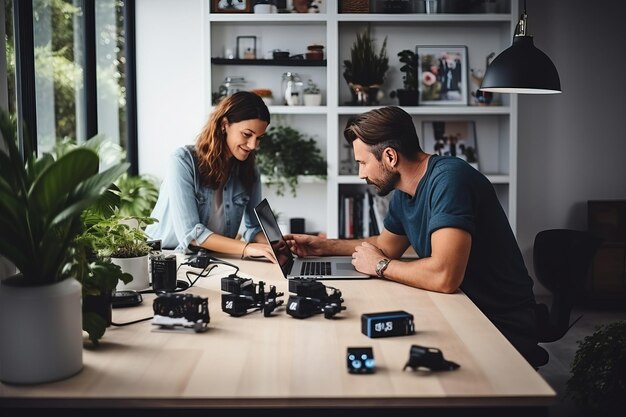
300 261 332 276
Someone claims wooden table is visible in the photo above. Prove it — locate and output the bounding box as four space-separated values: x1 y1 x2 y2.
0 255 556 415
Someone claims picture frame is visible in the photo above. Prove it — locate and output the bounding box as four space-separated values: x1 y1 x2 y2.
213 0 251 13
422 120 479 169
236 36 257 60
416 45 468 106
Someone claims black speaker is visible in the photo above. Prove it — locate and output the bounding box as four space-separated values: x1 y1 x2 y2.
290 217 305 234
151 255 177 292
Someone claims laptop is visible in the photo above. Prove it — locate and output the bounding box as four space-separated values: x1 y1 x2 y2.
253 198 371 280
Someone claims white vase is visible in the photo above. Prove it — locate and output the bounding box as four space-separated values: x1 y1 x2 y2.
303 93 322 106
112 254 150 291
0 278 83 384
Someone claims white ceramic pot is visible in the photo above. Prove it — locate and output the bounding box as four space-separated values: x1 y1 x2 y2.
0 278 83 384
112 254 150 291
303 93 322 106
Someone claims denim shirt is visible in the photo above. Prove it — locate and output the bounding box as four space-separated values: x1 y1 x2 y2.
146 145 263 253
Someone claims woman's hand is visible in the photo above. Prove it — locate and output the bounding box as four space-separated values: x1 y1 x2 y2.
243 242 276 263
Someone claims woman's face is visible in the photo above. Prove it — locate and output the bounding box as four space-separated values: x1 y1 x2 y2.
223 118 268 161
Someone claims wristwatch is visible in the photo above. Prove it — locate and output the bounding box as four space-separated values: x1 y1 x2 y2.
375 258 391 278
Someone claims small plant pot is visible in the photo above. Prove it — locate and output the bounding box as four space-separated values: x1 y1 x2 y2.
396 89 419 106
112 254 150 291
303 93 322 106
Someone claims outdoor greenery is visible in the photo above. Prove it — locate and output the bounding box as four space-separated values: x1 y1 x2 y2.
256 124 327 197
3 0 126 148
343 27 389 87
566 320 626 416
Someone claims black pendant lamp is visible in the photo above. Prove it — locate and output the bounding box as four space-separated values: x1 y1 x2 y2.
480 0 561 94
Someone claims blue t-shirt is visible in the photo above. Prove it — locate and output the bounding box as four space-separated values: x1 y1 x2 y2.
384 155 536 315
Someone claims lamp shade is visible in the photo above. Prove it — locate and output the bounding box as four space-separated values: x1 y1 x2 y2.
479 36 561 94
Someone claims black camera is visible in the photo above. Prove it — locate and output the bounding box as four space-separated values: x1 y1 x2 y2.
152 293 210 333
221 275 284 317
151 254 177 292
286 278 346 319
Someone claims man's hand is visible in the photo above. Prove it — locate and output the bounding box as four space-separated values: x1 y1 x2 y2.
352 241 387 276
284 233 327 257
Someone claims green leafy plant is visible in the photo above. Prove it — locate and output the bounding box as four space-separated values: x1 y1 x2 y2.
304 79 320 95
566 321 626 416
0 109 129 287
256 124 327 197
397 49 418 91
87 215 155 259
116 173 160 218
343 27 389 87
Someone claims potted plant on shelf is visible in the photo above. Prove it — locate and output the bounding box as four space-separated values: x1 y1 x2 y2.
343 27 389 105
566 321 626 416
255 123 327 197
390 49 419 106
0 109 128 384
303 79 322 106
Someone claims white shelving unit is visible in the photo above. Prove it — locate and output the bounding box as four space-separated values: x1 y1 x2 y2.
203 0 518 237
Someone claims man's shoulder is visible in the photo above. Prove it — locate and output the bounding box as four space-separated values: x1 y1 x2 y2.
431 156 483 179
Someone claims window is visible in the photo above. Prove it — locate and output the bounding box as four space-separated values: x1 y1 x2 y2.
2 0 137 172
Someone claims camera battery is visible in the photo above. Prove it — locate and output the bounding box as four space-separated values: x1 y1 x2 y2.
361 310 414 338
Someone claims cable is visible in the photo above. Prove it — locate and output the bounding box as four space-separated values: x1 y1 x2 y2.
111 316 152 326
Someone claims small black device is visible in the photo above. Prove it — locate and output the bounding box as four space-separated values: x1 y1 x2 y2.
286 278 346 319
187 249 211 269
221 275 284 317
111 290 143 308
151 254 177 292
361 310 414 338
347 347 375 374
152 293 210 333
403 345 460 372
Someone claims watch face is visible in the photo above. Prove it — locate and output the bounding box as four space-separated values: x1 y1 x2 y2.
376 259 389 276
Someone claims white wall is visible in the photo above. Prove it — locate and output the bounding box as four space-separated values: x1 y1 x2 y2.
517 0 626 293
136 0 207 178
136 1 626 293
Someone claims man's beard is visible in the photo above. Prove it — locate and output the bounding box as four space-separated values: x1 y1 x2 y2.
366 166 399 196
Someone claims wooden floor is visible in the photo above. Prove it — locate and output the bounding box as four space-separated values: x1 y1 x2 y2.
535 296 626 417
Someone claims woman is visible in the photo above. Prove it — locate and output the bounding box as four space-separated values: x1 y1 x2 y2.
146 91 274 261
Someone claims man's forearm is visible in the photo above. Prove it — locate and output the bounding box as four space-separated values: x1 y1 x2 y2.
325 236 378 256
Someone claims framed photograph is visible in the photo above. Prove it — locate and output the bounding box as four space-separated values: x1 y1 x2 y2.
213 0 251 13
416 46 468 106
236 36 257 60
422 120 479 169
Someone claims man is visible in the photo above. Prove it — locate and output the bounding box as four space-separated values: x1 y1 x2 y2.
285 106 542 366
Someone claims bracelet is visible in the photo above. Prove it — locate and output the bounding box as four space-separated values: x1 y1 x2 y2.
241 242 250 259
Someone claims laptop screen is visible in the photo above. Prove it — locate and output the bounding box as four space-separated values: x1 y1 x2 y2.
254 199 294 276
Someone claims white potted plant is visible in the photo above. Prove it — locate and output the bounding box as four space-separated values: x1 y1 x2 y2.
0 109 128 384
303 79 322 106
88 215 155 291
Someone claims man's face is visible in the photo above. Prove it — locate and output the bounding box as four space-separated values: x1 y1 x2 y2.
352 139 399 196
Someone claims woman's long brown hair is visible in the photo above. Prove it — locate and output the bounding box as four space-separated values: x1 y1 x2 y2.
195 91 270 191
